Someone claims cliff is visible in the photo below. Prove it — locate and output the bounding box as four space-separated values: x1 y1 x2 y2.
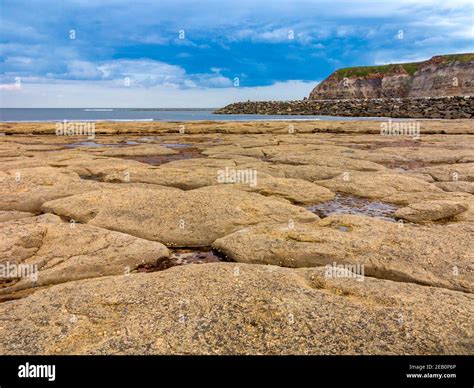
309 54 474 100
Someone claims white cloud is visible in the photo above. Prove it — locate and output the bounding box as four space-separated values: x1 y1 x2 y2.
98 59 187 87
129 34 170 45
0 80 319 108
1 58 235 89
96 59 233 88
67 60 103 80
0 83 21 91
1 0 472 108
229 26 318 45
0 20 47 42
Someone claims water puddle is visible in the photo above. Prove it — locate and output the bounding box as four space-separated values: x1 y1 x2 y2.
138 136 223 145
136 249 225 272
66 141 109 148
79 175 102 181
138 136 159 142
66 140 139 148
161 143 192 148
307 194 398 221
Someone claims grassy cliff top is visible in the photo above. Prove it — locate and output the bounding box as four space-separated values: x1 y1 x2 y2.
334 53 474 79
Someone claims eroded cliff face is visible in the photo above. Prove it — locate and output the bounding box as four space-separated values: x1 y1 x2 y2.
309 54 474 100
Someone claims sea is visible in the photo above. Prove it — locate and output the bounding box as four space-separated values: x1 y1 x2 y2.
0 108 396 122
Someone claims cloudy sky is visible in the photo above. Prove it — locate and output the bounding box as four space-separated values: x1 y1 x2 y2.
0 0 473 107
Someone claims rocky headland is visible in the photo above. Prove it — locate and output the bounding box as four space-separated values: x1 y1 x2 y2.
0 120 473 355
310 54 474 99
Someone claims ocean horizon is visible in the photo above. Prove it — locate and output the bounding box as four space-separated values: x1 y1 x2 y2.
0 108 423 122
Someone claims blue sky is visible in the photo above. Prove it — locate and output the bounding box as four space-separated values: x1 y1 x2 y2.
0 0 473 107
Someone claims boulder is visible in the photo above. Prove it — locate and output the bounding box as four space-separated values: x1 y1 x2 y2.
207 177 335 204
83 144 178 157
394 200 469 222
268 151 386 172
41 187 318 247
435 181 474 194
104 163 334 204
316 171 446 205
0 167 105 213
212 214 474 293
0 211 34 223
420 163 474 182
0 214 169 298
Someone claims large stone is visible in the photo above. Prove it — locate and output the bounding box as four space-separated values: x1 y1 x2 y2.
316 171 447 205
0 211 34 223
201 144 267 158
0 214 169 298
48 154 149 179
0 167 105 213
435 181 474 194
0 142 65 157
71 156 281 189
83 144 178 157
361 147 474 166
103 158 268 190
0 263 472 355
420 163 474 182
394 200 469 222
0 151 148 180
41 187 318 247
104 167 215 189
207 177 335 204
104 162 334 204
268 151 386 172
212 214 474 293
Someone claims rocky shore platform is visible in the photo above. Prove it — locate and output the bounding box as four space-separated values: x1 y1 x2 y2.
0 120 473 355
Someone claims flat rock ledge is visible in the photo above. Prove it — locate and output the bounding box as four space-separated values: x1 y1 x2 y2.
40 187 318 247
0 214 170 300
1 124 472 356
0 263 472 355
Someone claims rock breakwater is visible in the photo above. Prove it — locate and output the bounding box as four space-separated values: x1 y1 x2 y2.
215 96 473 119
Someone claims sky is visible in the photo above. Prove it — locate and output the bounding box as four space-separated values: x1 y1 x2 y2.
0 0 473 107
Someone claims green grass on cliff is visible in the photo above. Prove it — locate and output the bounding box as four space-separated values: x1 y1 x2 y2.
442 53 474 63
334 53 474 79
